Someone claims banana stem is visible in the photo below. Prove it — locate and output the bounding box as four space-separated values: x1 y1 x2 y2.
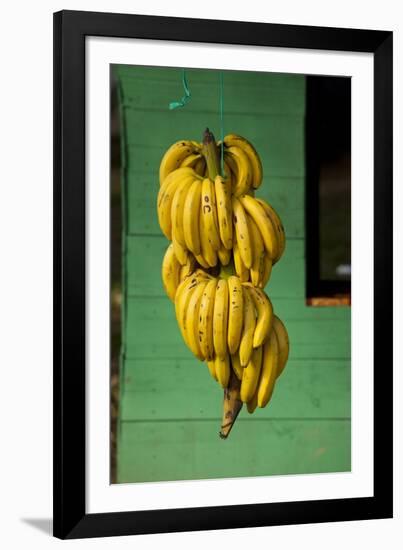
219 370 243 439
219 260 235 279
202 128 221 179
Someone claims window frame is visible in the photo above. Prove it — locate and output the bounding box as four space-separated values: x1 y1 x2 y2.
305 75 351 305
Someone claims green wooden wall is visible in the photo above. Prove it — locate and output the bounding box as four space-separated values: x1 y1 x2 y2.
115 66 351 483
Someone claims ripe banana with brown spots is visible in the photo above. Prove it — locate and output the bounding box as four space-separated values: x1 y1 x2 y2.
161 244 181 301
227 276 244 354
240 345 263 403
243 283 273 348
224 134 263 189
198 278 218 360
239 194 279 260
239 286 256 367
159 140 200 184
213 278 229 360
214 175 233 250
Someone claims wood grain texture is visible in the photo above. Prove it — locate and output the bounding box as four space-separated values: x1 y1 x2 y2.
124 117 304 177
120 358 351 420
118 419 351 483
114 65 351 484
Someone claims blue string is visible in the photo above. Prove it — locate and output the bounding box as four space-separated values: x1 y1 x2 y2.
169 69 191 110
219 72 225 176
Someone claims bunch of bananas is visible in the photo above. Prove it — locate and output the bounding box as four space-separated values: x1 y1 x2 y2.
159 133 262 193
157 130 289 435
157 175 284 273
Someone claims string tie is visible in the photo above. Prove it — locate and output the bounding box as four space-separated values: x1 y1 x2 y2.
169 69 191 110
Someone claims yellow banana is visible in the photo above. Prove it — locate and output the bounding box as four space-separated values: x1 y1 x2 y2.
201 178 221 250
240 346 263 403
157 170 195 239
215 354 230 388
224 134 263 189
198 279 218 360
223 160 234 185
211 184 221 249
175 275 203 348
171 176 194 246
199 183 219 267
213 279 229 359
227 276 244 354
200 213 217 267
180 152 202 169
159 140 199 184
244 283 273 348
214 175 233 250
246 390 258 414
194 156 206 176
206 359 218 381
159 166 196 192
161 244 181 301
247 214 265 287
233 236 249 282
239 195 279 260
257 329 279 407
183 178 202 255
223 153 238 183
239 287 256 367
172 230 188 265
256 198 286 262
186 280 208 360
225 146 252 196
272 315 289 377
232 197 253 269
231 353 244 381
195 253 210 269
260 254 273 288
174 272 199 309
179 255 196 281
217 242 231 266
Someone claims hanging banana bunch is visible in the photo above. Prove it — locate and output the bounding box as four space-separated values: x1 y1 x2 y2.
157 129 289 438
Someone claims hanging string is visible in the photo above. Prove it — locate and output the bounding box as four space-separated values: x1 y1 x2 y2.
169 69 225 177
169 69 191 110
219 72 225 176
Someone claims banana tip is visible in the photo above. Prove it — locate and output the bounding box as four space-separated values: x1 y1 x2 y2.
219 418 238 439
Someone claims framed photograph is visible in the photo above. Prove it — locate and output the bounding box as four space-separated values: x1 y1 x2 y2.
53 10 393 539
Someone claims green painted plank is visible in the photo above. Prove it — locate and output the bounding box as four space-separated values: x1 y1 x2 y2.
125 173 304 238
122 113 304 179
126 236 304 298
118 80 305 116
117 419 351 483
124 296 350 360
125 235 167 297
116 65 305 90
120 358 351 421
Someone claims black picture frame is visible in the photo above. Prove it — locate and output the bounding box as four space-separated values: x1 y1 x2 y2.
54 10 393 539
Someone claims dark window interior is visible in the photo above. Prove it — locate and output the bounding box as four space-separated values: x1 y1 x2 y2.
305 75 351 301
